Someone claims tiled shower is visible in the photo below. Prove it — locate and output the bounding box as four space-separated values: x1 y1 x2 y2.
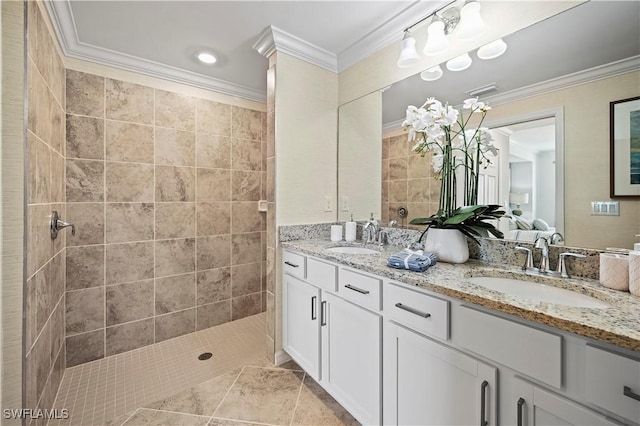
25 0 267 417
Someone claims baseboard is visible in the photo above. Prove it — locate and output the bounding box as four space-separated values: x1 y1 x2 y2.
275 350 291 366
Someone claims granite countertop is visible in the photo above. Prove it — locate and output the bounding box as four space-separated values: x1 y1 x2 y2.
281 238 640 352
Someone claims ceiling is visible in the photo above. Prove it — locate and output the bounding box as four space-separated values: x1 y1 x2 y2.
47 1 639 113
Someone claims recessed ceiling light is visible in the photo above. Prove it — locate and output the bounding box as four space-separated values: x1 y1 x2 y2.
196 51 217 64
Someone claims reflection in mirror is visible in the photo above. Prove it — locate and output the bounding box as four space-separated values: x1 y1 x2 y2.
338 1 639 249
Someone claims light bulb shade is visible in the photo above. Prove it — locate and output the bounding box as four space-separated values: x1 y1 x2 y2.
420 65 443 81
446 53 472 71
477 39 507 60
423 20 448 56
397 35 420 67
457 1 485 40
509 192 529 205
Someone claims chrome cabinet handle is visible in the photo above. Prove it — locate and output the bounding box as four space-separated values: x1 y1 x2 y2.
480 380 489 426
311 296 317 320
395 303 431 318
624 385 640 401
517 397 525 426
344 284 369 294
284 261 299 268
320 301 327 326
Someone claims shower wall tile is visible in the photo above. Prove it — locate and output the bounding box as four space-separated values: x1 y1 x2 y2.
105 279 154 326
155 202 196 239
66 70 104 118
35 262 51 333
65 287 104 335
196 133 231 169
231 232 262 265
197 202 230 236
66 329 104 367
51 151 65 203
231 262 262 297
196 301 231 330
155 238 195 277
156 165 196 202
66 114 104 160
231 202 262 234
155 273 196 314
66 159 104 202
232 106 262 140
231 292 262 321
66 245 104 290
389 157 408 180
155 309 196 342
105 318 154 356
196 99 231 135
232 171 261 201
105 202 154 243
197 235 231 271
106 162 155 202
106 120 154 163
232 138 262 171
155 127 195 166
66 202 104 246
197 168 230 202
196 267 231 305
106 78 154 124
155 90 195 131
35 136 51 203
34 320 51 398
105 241 154 284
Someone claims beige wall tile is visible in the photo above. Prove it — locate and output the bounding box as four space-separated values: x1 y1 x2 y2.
231 202 262 234
232 106 262 140
389 157 407 180
407 179 429 203
388 134 409 158
66 114 104 160
155 309 196 342
197 202 230 236
66 159 104 202
105 120 154 163
105 241 154 284
196 267 231 305
155 273 196 314
35 136 51 203
65 329 104 367
28 62 51 142
105 279 154 326
197 169 230 202
231 263 261 298
66 202 105 246
196 235 231 271
231 293 262 321
155 127 195 166
382 137 389 159
407 154 431 179
155 90 195 131
196 99 231 136
196 133 230 169
266 158 274 202
50 94 65 155
65 287 104 335
27 132 37 204
156 202 196 239
50 151 65 203
267 111 275 158
156 165 196 202
155 238 195 278
382 159 389 181
196 301 231 330
105 318 154 356
231 171 261 201
33 320 51 397
388 180 407 203
66 245 104 290
382 180 389 203
106 78 154 124
34 262 51 333
106 162 154 202
232 138 262 171
66 70 104 118
105 203 154 243
231 233 261 266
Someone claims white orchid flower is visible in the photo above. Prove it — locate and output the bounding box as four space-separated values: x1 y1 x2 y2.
431 154 444 174
463 97 478 109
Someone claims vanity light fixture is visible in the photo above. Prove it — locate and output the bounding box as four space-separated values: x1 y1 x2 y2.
446 53 472 71
196 51 217 64
397 30 420 68
420 65 444 81
457 1 485 40
477 38 508 59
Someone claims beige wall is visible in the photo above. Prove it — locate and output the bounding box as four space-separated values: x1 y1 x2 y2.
1 0 25 420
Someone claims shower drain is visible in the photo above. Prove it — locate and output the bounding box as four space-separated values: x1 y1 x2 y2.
198 352 213 361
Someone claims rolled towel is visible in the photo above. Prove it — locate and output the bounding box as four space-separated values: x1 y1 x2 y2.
387 248 437 272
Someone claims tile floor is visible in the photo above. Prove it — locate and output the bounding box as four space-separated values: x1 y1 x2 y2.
50 313 359 426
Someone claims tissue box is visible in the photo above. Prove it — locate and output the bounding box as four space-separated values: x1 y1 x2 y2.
599 253 629 291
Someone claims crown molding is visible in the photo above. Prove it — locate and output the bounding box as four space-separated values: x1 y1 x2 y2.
253 26 338 73
383 56 640 130
45 1 266 103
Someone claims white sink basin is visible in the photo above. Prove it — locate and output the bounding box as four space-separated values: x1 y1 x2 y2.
326 246 380 255
468 277 610 309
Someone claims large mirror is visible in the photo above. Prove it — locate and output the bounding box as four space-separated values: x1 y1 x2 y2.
338 1 640 250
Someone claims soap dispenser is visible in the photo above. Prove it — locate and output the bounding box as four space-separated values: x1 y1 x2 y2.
345 213 357 242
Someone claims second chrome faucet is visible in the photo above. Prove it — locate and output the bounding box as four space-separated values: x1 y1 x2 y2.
516 237 586 278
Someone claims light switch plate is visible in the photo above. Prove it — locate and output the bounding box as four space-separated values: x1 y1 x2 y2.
591 201 620 216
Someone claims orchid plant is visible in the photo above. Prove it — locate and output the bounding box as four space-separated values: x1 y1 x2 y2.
402 97 505 242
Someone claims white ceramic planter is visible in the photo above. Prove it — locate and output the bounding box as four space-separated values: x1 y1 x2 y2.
424 228 469 264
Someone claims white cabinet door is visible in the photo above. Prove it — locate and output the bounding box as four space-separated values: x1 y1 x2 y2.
283 274 321 380
321 292 381 426
384 322 498 426
510 377 618 426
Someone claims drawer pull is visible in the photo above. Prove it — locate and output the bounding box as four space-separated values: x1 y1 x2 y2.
321 301 327 326
311 296 317 320
517 397 525 426
624 385 640 402
345 284 370 295
480 380 489 426
395 303 431 318
284 261 299 268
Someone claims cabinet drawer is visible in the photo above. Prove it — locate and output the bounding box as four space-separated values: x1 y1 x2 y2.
338 268 382 311
307 257 337 292
585 345 640 424
283 250 306 279
385 283 449 341
455 306 562 389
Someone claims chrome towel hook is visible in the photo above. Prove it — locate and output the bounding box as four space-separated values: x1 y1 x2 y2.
50 211 75 240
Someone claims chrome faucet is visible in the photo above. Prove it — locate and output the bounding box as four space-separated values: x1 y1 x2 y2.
363 214 389 245
549 232 564 245
535 237 552 274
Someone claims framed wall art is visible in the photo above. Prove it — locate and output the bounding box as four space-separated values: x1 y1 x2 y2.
610 96 640 198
